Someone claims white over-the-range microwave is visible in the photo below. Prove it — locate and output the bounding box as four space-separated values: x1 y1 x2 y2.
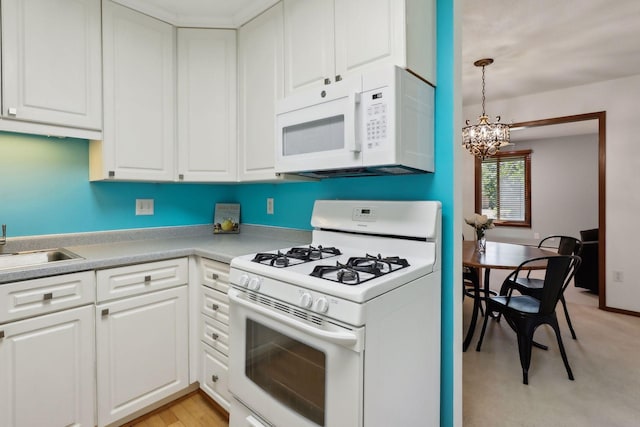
275 65 434 179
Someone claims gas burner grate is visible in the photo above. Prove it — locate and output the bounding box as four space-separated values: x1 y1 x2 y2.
252 251 292 267
310 254 410 285
251 245 341 268
285 245 341 260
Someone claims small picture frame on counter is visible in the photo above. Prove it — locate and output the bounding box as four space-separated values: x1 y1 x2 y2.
213 203 240 234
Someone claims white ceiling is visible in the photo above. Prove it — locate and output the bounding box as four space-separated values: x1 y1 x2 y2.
462 0 640 106
111 0 278 28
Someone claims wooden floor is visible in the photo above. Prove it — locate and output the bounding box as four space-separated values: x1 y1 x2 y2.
123 391 229 427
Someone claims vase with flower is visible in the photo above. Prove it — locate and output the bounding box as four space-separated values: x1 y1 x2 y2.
465 213 495 253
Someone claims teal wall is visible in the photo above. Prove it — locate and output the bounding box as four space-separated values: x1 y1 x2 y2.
0 0 456 423
0 132 235 236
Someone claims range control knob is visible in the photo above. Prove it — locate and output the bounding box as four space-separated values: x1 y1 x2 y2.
315 297 329 313
300 292 313 309
248 277 262 291
238 274 250 288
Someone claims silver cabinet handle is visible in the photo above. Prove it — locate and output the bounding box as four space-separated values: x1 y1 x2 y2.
102 308 109 316
7 107 17 116
324 77 331 85
144 275 151 283
43 292 53 301
178 174 184 180
211 333 219 340
0 330 4 339
210 273 218 280
335 74 342 82
211 303 219 311
211 374 219 383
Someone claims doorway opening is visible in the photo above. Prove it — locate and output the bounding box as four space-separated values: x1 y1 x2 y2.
509 111 606 309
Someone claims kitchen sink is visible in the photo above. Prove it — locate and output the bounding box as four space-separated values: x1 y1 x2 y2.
0 248 83 270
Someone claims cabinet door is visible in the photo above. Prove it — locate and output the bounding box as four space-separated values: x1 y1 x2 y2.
237 3 284 181
200 344 231 411
177 28 237 182
99 0 175 181
0 305 95 427
283 0 335 95
1 0 102 130
96 286 188 426
334 0 405 76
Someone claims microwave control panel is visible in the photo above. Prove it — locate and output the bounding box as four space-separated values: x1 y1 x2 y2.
364 87 389 149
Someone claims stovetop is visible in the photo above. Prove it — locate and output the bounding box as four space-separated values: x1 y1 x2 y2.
251 245 409 286
230 200 440 307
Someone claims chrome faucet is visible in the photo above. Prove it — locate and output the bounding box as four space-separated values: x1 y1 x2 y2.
1 224 6 245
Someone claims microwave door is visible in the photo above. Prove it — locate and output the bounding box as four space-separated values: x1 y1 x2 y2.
275 91 362 174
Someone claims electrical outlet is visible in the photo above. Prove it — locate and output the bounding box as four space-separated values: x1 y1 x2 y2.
613 271 624 283
267 198 274 215
136 199 154 216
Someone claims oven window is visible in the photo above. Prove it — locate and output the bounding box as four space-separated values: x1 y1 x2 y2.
245 319 326 426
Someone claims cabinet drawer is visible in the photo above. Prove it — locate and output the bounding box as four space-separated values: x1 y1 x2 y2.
96 258 188 302
200 285 229 324
200 258 230 293
200 343 230 411
0 271 95 324
201 315 229 355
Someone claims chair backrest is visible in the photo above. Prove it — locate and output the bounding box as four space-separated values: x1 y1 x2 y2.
538 235 583 256
511 255 582 315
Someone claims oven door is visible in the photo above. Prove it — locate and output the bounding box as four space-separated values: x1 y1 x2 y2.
228 288 364 427
275 77 363 174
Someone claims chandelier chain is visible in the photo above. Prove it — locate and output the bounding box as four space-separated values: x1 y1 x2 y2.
481 65 486 116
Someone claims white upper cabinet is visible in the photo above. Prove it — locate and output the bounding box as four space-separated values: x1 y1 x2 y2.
283 0 335 94
92 0 175 181
177 28 237 182
237 3 285 181
284 0 435 95
0 0 102 138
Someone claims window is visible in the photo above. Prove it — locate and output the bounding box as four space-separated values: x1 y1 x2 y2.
475 150 532 227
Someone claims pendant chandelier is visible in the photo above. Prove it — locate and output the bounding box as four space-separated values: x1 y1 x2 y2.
462 58 510 159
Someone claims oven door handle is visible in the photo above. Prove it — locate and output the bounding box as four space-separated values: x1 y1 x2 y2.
228 289 359 347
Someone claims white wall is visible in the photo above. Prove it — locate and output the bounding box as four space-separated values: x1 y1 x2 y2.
462 73 640 313
464 133 599 245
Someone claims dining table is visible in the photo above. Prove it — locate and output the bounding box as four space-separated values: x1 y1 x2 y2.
462 240 557 351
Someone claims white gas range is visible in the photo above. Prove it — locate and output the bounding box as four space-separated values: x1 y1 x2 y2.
227 200 441 427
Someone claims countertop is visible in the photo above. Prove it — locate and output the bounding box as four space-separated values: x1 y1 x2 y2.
0 224 311 284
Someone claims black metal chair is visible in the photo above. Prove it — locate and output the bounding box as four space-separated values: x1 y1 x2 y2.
476 254 581 384
499 235 582 339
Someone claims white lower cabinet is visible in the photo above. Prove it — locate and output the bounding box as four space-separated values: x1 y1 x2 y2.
0 305 95 427
96 262 189 427
201 342 231 410
198 258 232 410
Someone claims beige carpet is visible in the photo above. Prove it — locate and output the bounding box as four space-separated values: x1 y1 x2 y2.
463 270 640 427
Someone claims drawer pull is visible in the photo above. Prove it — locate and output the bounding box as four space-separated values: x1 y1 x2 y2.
210 273 219 280
211 333 219 340
144 275 151 283
211 374 219 383
43 292 53 301
211 303 219 311
0 330 4 339
102 308 109 317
